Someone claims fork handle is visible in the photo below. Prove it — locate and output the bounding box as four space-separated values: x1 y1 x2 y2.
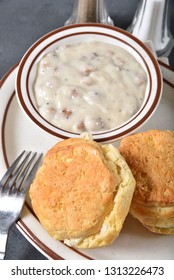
0 232 8 259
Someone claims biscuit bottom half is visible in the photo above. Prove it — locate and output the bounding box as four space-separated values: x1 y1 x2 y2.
130 200 174 234
29 138 135 249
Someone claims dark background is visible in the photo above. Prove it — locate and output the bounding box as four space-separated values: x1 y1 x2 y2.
0 0 174 259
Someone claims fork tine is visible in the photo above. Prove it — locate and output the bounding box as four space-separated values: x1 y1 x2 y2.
6 151 32 192
14 152 39 192
0 151 26 188
20 153 43 194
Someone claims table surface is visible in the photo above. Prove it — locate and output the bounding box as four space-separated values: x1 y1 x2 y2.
0 0 174 260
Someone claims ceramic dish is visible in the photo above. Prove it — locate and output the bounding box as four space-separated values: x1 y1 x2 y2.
16 23 162 143
0 62 174 259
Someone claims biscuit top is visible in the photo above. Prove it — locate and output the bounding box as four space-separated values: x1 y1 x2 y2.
119 130 174 205
30 138 120 240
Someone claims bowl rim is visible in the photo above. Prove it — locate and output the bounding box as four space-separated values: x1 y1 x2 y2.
16 23 163 142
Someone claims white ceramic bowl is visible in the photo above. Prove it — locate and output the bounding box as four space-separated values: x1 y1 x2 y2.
16 23 162 143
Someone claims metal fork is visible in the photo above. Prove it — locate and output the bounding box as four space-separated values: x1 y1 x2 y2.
0 151 43 259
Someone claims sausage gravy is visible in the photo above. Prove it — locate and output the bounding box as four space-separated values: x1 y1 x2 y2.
34 41 147 133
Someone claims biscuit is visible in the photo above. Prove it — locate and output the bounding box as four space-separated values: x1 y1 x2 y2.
119 130 174 234
29 138 135 248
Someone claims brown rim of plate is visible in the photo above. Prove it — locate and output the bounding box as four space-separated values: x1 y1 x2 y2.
0 62 173 259
16 23 162 142
159 60 174 89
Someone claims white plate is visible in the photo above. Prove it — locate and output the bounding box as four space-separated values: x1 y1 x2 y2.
0 63 174 260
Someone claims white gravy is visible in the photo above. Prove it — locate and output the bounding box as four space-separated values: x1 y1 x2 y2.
34 41 147 133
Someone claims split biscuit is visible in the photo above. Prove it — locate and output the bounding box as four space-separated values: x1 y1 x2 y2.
29 137 135 248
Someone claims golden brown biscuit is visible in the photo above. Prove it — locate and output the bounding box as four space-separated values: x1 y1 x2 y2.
29 138 135 248
119 130 174 234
